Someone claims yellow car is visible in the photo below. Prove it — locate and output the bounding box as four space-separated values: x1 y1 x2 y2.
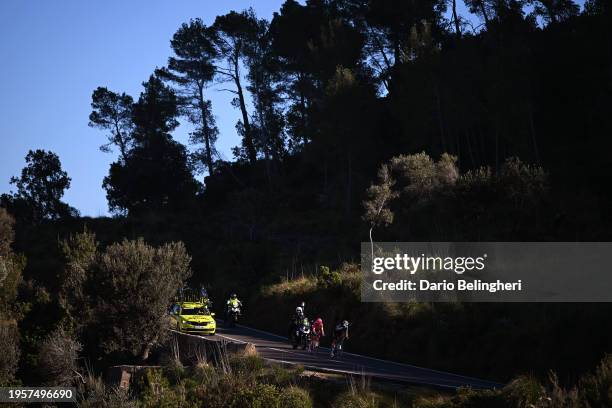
170 302 216 335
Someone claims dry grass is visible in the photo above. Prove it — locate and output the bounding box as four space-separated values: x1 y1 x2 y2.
264 275 317 297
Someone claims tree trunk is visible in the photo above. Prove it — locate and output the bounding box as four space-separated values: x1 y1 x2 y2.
452 0 462 40
527 103 540 164
114 121 127 161
495 121 500 172
466 128 477 167
480 1 490 26
345 151 352 217
433 79 447 152
297 72 308 145
392 29 401 65
233 54 257 164
198 85 214 178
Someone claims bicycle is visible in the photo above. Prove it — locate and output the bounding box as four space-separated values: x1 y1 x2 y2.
330 340 344 359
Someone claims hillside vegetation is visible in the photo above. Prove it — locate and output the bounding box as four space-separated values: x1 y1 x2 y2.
248 264 612 382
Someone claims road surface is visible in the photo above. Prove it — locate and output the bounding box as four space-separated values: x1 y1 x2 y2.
211 322 503 390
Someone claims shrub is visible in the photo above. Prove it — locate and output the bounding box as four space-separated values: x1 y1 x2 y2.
0 209 23 318
0 254 23 318
78 374 136 408
279 386 313 408
38 326 82 386
266 365 301 386
229 354 264 377
0 322 20 385
190 361 216 384
133 368 185 408
162 356 185 385
332 391 379 408
317 265 342 288
503 375 545 407
229 383 280 408
58 230 97 331
414 387 506 408
499 157 548 206
0 208 14 257
91 239 192 361
579 354 612 407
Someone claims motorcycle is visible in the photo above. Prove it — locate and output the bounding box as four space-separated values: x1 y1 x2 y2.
291 318 311 350
226 305 240 327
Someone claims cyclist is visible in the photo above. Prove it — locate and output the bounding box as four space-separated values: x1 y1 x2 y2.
310 317 325 351
331 320 349 358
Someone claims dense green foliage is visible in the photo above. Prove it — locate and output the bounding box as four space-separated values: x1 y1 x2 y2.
58 234 192 362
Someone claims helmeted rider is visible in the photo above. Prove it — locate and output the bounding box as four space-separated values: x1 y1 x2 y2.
288 306 305 339
200 285 212 309
331 320 349 357
200 285 208 299
226 293 242 313
310 317 325 349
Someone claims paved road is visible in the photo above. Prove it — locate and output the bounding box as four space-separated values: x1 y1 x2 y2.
212 323 503 390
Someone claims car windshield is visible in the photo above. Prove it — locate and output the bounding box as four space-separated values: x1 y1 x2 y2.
181 307 208 316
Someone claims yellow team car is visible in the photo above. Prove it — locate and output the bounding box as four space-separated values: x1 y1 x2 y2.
170 301 216 335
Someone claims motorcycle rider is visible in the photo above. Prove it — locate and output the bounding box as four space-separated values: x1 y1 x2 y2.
226 293 242 315
288 306 305 340
310 317 325 350
331 320 349 357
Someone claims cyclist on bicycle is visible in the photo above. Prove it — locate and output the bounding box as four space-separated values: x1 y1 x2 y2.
331 320 349 358
310 317 325 351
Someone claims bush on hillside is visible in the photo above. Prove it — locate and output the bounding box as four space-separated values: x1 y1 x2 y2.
229 383 281 408
332 390 379 408
279 385 313 408
229 354 264 377
414 355 612 408
58 230 97 332
78 373 136 408
0 208 14 257
317 265 342 288
88 238 192 361
38 326 82 386
132 368 185 408
579 354 612 407
0 323 20 385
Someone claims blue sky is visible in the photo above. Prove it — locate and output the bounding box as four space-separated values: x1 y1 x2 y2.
0 1 585 216
0 0 285 216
